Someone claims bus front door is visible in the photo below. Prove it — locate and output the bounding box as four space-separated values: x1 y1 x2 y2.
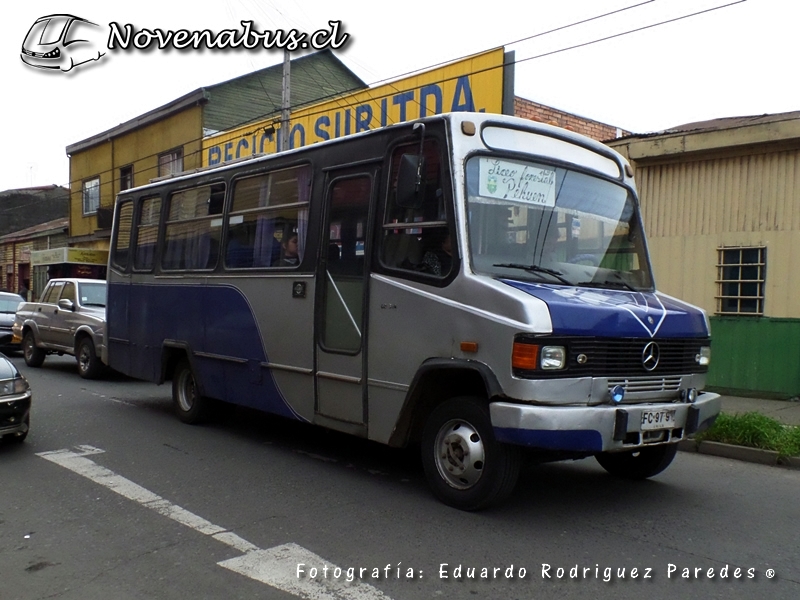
315 171 374 429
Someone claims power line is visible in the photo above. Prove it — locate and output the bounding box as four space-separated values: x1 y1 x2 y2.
515 0 747 66
356 0 658 91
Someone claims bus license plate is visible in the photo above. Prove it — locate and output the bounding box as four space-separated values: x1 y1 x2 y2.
640 409 677 431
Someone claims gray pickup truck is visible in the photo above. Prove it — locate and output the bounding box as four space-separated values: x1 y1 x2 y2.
12 278 107 379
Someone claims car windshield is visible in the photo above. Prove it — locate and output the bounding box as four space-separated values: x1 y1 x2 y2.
0 298 21 313
78 282 107 307
466 155 654 291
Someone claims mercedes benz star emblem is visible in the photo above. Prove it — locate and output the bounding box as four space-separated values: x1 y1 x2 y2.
642 341 660 371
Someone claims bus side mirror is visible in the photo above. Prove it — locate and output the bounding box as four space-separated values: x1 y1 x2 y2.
396 154 426 209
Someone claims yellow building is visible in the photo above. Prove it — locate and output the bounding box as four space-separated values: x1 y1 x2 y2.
66 50 366 250
608 111 800 398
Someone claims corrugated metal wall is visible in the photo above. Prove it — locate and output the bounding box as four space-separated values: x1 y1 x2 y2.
635 149 800 318
638 151 800 237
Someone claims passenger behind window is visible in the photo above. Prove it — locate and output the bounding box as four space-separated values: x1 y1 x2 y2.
280 234 299 266
279 226 300 267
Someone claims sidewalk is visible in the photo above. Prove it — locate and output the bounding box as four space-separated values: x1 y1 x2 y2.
678 394 800 468
717 394 800 426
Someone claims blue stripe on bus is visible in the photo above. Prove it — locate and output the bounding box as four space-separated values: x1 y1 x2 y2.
493 426 603 452
500 279 708 338
107 282 301 420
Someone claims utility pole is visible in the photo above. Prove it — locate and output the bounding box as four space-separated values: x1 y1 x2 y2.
281 49 290 152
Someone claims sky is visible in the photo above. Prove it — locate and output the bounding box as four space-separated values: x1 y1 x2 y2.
1 0 797 193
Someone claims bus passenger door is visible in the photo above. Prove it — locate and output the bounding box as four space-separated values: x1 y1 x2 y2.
315 170 375 429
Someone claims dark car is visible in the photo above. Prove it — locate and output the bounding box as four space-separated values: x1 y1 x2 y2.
0 354 31 443
0 291 23 354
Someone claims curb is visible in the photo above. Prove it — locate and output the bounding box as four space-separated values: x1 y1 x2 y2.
678 439 800 469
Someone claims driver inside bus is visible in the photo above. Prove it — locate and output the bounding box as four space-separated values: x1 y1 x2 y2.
421 231 453 276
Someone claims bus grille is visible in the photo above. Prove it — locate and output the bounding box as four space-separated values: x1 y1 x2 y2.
513 336 708 379
607 376 683 393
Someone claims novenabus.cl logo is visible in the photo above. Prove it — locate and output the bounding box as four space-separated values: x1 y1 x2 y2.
21 14 106 72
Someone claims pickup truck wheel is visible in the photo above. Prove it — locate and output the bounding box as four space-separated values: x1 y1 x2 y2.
22 331 45 368
76 337 103 379
595 443 678 479
172 359 212 424
421 397 521 511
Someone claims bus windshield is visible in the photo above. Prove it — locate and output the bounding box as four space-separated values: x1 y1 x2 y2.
466 155 654 291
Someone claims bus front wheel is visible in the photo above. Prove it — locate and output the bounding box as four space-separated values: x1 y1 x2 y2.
172 359 212 424
421 397 521 511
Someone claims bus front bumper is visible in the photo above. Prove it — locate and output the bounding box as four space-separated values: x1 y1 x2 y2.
490 392 721 453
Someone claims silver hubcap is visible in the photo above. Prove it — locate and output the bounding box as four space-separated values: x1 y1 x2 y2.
433 419 486 490
177 369 196 412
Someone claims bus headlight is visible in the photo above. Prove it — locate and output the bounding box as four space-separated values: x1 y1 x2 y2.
512 341 566 373
696 346 711 366
541 346 566 370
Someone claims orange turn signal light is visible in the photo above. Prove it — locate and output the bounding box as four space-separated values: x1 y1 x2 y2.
460 341 479 353
512 342 539 370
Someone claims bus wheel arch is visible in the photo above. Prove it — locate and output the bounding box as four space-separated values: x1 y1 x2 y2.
391 362 499 447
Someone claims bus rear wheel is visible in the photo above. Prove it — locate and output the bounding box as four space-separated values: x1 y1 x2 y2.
421 397 521 511
172 359 212 424
595 443 678 479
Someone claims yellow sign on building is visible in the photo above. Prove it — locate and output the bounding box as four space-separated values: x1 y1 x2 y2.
31 248 109 266
202 48 506 166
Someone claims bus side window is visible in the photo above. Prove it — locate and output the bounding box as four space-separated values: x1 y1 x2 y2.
134 195 161 271
225 165 311 269
162 184 224 271
381 140 453 278
111 200 134 271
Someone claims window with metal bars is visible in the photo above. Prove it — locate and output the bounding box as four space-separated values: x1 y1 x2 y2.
716 246 765 315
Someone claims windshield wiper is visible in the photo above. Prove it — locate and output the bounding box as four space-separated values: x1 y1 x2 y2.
493 263 573 286
577 276 637 292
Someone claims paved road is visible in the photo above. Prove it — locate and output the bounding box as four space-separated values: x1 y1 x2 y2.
2 353 799 600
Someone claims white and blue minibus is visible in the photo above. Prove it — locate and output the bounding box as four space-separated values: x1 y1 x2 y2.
106 112 720 510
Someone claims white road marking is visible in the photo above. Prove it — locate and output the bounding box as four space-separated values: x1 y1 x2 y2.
220 544 390 600
37 446 391 600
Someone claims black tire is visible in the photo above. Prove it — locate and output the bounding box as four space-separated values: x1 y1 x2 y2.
595 443 678 479
76 337 103 380
421 397 521 511
172 358 212 424
22 330 45 368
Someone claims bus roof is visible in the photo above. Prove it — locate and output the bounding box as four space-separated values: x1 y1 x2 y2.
120 111 628 197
